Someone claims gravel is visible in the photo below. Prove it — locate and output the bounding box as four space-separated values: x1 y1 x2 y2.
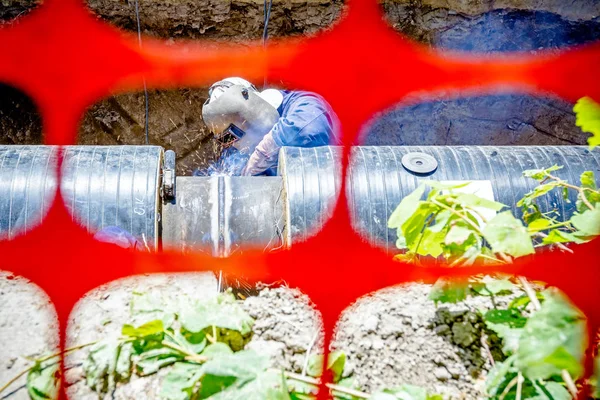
0 273 526 400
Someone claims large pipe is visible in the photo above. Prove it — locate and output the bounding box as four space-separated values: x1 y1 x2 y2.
0 145 597 254
280 146 600 251
0 146 163 247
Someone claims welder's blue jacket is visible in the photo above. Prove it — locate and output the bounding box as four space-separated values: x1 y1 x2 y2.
270 90 339 149
195 90 339 177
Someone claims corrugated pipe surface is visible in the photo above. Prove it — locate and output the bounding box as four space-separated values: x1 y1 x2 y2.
279 146 600 251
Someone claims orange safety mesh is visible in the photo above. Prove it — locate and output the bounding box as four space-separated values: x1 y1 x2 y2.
0 0 599 398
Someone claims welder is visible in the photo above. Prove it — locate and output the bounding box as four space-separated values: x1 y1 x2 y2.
199 77 339 176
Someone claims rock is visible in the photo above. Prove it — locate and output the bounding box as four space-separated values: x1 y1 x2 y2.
452 321 478 347
362 314 379 333
434 324 450 335
434 366 451 381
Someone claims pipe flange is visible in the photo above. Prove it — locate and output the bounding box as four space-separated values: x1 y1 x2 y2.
162 150 176 199
401 152 438 175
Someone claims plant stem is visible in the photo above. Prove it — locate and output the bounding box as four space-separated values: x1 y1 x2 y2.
302 331 320 376
0 368 30 396
283 371 370 399
561 369 578 398
0 341 98 396
499 375 519 400
533 232 574 254
519 278 579 398
431 199 484 236
527 221 572 233
547 175 595 211
516 372 523 400
161 341 208 363
517 277 542 311
480 334 495 367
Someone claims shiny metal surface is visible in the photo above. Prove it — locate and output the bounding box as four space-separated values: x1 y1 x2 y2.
161 176 284 256
0 145 162 248
279 146 600 251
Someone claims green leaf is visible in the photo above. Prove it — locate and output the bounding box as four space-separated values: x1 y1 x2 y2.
135 347 183 376
412 229 445 258
473 276 515 296
401 203 437 249
508 293 545 310
541 229 587 245
327 352 346 383
527 218 552 232
454 193 505 211
306 351 346 383
574 96 600 149
580 171 597 189
288 378 317 399
160 362 204 400
485 356 516 397
175 329 208 355
444 225 475 247
131 291 177 328
515 290 586 380
333 377 362 400
122 319 165 338
83 339 133 393
530 381 571 400
205 369 290 400
523 165 563 181
483 212 535 258
180 293 253 336
517 182 560 209
27 360 60 400
571 207 600 236
388 185 426 229
484 309 527 354
369 384 442 400
487 371 571 400
202 343 234 358
428 279 468 305
197 350 271 398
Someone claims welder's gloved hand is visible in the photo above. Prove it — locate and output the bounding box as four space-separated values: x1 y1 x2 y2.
242 132 281 176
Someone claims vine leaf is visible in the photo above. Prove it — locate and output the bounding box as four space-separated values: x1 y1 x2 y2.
27 360 60 400
483 212 535 258
574 96 600 149
161 362 205 400
83 339 133 393
428 279 468 305
198 350 288 399
571 207 600 236
484 309 526 354
388 185 426 230
306 351 346 383
514 290 586 380
180 292 253 351
369 384 443 400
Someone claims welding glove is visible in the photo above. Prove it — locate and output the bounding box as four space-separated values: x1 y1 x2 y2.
242 131 281 176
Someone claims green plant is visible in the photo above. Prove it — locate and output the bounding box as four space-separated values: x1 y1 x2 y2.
388 167 600 399
0 289 442 400
574 97 600 149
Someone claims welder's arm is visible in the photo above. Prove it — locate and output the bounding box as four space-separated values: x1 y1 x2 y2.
242 132 281 176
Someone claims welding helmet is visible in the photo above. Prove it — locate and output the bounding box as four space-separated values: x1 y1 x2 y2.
202 78 283 153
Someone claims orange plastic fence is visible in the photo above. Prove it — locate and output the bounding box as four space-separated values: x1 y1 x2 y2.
0 0 599 398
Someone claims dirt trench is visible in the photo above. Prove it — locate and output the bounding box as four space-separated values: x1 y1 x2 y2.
0 272 523 399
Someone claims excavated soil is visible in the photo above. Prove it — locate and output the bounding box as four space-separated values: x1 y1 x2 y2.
1 272 529 400
0 272 59 400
